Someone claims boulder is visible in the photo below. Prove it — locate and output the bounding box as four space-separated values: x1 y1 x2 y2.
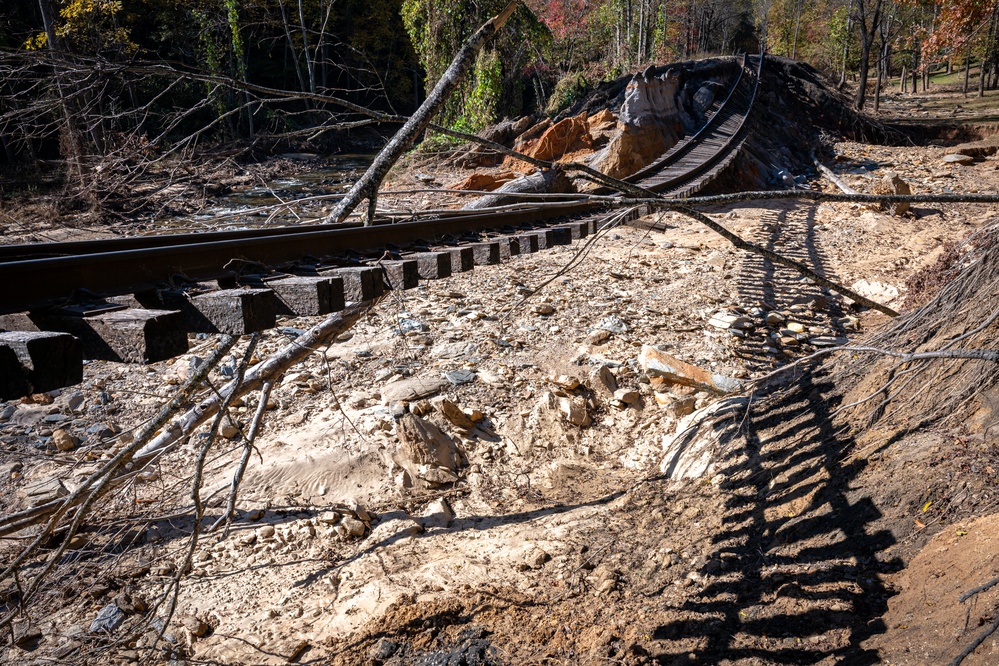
395 414 467 487
504 112 593 172
639 346 743 394
871 172 912 215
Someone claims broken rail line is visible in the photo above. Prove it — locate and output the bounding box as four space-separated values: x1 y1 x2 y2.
0 55 762 400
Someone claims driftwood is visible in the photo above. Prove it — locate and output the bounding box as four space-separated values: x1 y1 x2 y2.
812 152 859 194
327 0 520 224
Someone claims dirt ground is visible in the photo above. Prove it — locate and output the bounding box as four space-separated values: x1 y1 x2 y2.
2 81 999 665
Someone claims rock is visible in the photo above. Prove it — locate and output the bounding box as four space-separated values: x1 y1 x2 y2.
89 604 126 634
22 477 69 505
513 111 592 163
219 417 240 439
708 312 753 330
872 172 912 215
396 414 467 484
86 422 115 439
943 153 974 165
381 376 447 402
588 365 618 396
849 279 900 304
614 388 640 405
369 638 401 661
533 303 555 316
559 396 591 426
669 396 697 417
64 391 85 412
431 341 478 359
339 517 367 538
420 498 455 529
0 404 16 420
786 322 805 334
13 622 42 649
585 329 612 345
444 369 477 385
551 374 581 390
810 336 850 347
395 317 428 334
639 346 743 394
463 407 484 422
257 524 276 539
589 72 681 179
52 429 77 451
179 614 209 638
765 311 786 326
525 547 550 569
596 315 628 334
1 461 23 479
318 510 342 524
434 398 476 430
421 466 460 485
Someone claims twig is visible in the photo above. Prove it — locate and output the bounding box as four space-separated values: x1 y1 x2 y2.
949 613 999 666
210 378 275 535
961 576 999 603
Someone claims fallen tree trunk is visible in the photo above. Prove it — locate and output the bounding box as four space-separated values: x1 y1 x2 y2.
463 166 576 209
326 0 520 225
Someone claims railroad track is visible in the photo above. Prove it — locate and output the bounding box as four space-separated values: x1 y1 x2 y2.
0 55 762 400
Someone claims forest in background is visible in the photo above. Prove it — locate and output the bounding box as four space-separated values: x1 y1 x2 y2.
2 0 999 207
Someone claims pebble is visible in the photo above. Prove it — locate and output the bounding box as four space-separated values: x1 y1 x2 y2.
444 369 477 385
257 525 276 539
533 303 555 316
585 329 612 344
596 315 628 334
525 547 550 569
614 388 640 405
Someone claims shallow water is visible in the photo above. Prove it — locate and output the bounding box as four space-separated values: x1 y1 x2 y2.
156 154 373 233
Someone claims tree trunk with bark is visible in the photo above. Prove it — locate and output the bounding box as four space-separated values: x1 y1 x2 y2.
326 0 520 225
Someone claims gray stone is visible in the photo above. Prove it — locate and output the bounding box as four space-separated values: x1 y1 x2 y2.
596 315 628 334
89 604 126 634
369 638 400 661
444 369 476 385
396 318 428 334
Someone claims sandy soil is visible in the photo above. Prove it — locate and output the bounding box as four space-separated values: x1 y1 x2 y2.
2 84 999 665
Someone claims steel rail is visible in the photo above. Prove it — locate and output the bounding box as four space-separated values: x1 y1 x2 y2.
0 202 597 315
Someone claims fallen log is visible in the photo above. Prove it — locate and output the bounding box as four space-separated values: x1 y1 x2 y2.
462 166 576 209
